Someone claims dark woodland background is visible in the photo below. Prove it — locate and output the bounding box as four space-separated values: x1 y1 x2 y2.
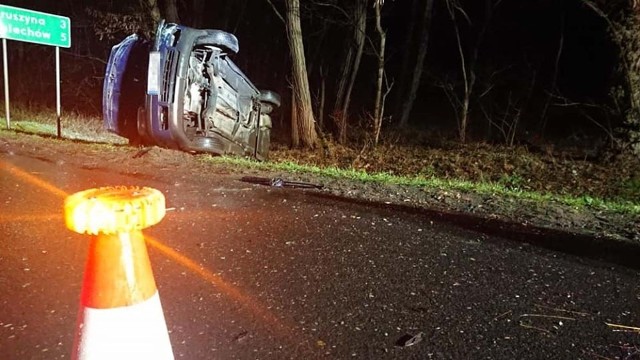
1 0 638 154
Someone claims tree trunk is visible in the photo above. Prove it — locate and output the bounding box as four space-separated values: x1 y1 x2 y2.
446 0 494 143
291 87 300 146
233 0 249 34
373 1 387 146
221 0 235 30
393 0 419 122
285 0 319 148
459 91 469 143
191 0 206 28
581 0 640 154
398 0 435 128
335 0 367 144
539 8 565 135
334 49 353 117
446 0 469 143
164 0 180 23
319 67 326 130
612 3 640 154
139 0 161 23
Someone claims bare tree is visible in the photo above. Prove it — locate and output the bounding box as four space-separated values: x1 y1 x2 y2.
306 3 336 132
139 0 161 24
398 0 435 128
285 0 319 148
333 0 368 144
479 69 537 146
232 0 250 34
445 0 471 143
317 66 327 129
539 7 565 135
191 0 206 28
221 1 236 30
393 0 419 122
164 0 180 23
581 0 640 155
444 0 496 143
372 0 390 146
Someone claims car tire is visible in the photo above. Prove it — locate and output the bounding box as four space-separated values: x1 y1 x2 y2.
190 136 226 155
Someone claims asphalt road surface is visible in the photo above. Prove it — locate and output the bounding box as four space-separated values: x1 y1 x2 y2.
1 153 639 359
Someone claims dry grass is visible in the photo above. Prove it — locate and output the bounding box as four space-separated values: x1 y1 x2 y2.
5 105 126 145
3 104 639 204
269 135 640 203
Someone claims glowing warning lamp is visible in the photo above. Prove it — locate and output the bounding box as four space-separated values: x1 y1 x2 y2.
64 186 165 235
64 186 173 359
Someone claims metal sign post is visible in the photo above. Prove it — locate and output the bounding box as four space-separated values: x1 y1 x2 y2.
2 38 9 129
0 4 71 134
56 47 61 137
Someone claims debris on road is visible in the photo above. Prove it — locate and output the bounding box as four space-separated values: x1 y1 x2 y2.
132 147 153 159
395 331 425 347
240 176 324 189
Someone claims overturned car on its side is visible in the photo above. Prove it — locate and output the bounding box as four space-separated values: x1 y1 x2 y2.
103 21 280 160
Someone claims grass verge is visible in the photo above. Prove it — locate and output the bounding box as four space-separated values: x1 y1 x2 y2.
206 156 640 216
2 106 639 216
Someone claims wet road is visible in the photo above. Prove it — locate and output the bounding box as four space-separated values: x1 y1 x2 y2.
0 153 639 359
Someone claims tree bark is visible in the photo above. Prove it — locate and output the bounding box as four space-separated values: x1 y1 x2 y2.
334 0 367 144
539 9 564 136
582 0 640 154
373 0 387 146
191 0 206 28
233 0 249 34
221 0 235 30
164 0 181 23
446 0 494 143
319 66 326 129
285 0 319 148
394 0 419 123
139 0 161 23
611 2 640 154
398 0 434 128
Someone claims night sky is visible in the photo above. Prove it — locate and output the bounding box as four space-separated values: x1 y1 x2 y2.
0 0 624 140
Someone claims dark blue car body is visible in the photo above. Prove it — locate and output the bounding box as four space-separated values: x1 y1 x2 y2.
103 21 280 160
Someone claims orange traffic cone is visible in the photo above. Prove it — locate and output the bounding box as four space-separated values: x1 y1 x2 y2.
64 186 174 360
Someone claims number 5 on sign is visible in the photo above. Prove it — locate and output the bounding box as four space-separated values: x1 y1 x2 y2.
60 19 68 43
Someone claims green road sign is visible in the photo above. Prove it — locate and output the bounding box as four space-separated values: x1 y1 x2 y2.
0 5 70 48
